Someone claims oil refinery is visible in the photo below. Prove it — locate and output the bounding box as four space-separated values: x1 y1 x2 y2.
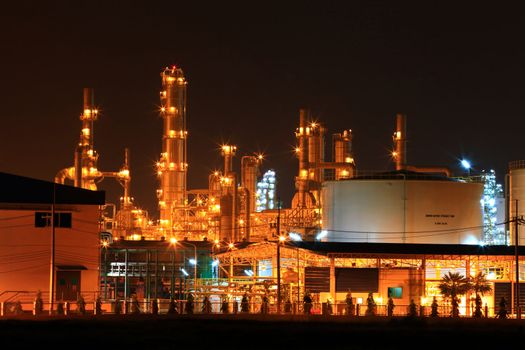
2 64 525 319
53 70 508 247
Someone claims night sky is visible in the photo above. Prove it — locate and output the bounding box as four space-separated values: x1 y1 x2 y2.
1 2 524 218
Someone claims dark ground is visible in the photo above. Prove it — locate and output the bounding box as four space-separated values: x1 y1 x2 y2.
1 315 524 349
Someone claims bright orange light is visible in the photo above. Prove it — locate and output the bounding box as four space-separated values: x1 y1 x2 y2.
170 237 177 244
279 235 286 242
228 243 234 249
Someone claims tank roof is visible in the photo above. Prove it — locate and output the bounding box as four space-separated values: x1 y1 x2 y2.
351 169 455 181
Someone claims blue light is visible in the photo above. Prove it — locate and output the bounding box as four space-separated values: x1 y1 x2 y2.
211 260 219 267
316 230 328 241
181 268 189 276
461 159 471 170
289 232 303 241
189 258 197 265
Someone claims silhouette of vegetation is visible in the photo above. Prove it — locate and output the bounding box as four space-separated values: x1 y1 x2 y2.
114 298 122 315
470 272 492 318
438 272 471 317
303 291 313 315
151 299 159 315
241 293 250 313
260 294 269 314
387 297 395 317
95 296 103 315
167 298 178 314
497 297 508 319
284 298 292 313
57 301 65 315
407 299 418 318
430 296 439 317
76 294 86 315
185 294 194 314
221 297 229 314
34 290 43 315
130 294 141 314
345 291 355 316
365 293 376 316
202 296 211 314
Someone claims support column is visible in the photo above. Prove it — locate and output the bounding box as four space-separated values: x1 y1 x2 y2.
330 257 336 303
465 257 471 316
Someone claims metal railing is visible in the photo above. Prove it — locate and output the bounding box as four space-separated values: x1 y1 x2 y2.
1 298 521 319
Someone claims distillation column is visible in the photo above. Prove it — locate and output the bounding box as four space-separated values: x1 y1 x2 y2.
332 130 354 180
393 113 407 171
293 109 310 208
157 66 188 237
219 145 237 242
241 155 261 240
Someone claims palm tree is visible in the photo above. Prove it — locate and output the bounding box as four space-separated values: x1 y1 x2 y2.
470 272 492 318
438 271 471 317
470 272 492 296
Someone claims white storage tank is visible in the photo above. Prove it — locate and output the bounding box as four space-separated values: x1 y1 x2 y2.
509 160 525 245
322 171 484 244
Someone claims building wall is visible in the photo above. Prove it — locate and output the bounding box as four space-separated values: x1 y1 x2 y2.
0 204 100 301
322 179 483 244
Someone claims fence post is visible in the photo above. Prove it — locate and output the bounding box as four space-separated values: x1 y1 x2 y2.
0 301 4 316
356 303 360 316
419 305 425 317
64 302 69 316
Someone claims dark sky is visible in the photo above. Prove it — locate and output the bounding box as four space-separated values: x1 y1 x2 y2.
1 1 524 217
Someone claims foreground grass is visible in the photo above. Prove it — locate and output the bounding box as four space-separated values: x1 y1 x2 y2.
1 314 524 349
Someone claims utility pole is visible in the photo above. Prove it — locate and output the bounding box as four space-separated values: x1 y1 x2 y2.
276 198 281 314
49 183 56 315
515 200 521 319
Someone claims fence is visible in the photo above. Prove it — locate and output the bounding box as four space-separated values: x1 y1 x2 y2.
0 298 519 319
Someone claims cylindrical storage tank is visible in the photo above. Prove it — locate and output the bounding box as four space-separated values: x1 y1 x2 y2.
509 160 525 245
321 173 484 244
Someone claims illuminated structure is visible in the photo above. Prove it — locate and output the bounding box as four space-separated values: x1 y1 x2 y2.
288 109 355 239
508 160 525 245
480 169 506 245
55 88 148 238
157 66 188 238
321 113 484 244
256 169 276 212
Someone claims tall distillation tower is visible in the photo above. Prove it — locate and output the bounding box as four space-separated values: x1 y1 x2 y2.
157 66 188 238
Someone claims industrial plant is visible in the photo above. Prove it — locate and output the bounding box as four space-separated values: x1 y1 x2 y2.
1 65 525 319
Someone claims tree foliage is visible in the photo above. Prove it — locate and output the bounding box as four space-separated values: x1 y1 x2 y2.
430 296 439 317
365 293 376 316
438 272 471 317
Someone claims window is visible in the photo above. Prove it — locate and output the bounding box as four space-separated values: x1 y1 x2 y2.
35 212 72 228
388 287 403 299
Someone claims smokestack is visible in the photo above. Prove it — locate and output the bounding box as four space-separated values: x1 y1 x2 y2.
393 113 407 171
